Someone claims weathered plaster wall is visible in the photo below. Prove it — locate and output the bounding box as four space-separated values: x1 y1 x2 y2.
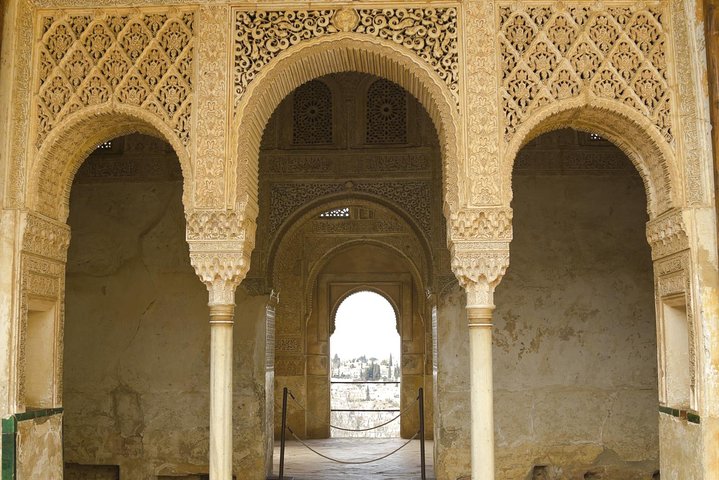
16 413 64 479
433 130 659 480
63 135 270 479
433 282 470 480
494 130 659 479
659 415 702 480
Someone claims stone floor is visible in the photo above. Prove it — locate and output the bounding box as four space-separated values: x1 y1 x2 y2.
271 438 435 479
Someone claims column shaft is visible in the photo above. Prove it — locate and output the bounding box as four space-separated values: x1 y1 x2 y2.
468 306 495 480
209 304 234 480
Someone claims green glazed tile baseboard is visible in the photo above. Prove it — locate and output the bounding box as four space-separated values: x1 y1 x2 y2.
659 405 701 424
1 408 63 480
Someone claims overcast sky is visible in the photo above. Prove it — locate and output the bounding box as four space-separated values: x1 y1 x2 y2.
331 291 401 362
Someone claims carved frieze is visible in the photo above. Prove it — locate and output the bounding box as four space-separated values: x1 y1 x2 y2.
233 7 458 106
25 272 60 298
277 337 303 354
22 212 71 262
275 355 305 376
264 153 430 176
657 272 687 298
36 10 195 147
269 181 432 238
449 208 513 242
646 208 689 260
186 210 250 242
499 3 672 145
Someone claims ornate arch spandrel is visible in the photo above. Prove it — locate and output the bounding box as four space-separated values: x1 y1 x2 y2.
27 104 193 223
496 1 685 218
33 9 195 150
504 99 681 218
230 31 462 243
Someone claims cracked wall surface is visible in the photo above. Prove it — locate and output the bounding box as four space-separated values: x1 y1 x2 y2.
494 129 659 479
62 134 269 479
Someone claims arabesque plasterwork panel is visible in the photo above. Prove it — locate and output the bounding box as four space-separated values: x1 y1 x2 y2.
499 2 672 145
35 10 195 150
463 0 503 206
233 7 459 108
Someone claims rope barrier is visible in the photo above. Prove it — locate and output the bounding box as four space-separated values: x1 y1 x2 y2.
277 386 427 480
287 427 419 465
287 389 419 432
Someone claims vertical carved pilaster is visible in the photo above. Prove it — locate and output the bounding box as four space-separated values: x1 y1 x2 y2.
194 5 229 209
18 212 71 410
463 1 502 206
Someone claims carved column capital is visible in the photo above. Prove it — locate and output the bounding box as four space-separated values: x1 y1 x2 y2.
187 207 257 306
190 249 250 306
450 247 510 309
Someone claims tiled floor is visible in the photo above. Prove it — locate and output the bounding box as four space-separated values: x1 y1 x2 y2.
271 438 434 480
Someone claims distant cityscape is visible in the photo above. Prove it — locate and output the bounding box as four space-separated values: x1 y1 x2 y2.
330 353 401 438
331 353 400 381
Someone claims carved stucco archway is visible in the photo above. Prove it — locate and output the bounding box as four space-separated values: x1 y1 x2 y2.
232 33 461 228
267 191 433 288
269 195 433 439
504 99 682 218
27 104 193 223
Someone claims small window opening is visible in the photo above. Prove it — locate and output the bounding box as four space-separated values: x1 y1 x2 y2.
319 207 350 219
330 291 400 438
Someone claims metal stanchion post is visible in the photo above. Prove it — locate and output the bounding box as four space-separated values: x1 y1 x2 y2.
419 387 426 480
280 387 288 479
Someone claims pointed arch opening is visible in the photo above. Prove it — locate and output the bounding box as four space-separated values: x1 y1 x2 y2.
505 100 682 217
330 290 401 438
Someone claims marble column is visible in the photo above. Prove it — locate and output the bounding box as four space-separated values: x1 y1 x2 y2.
467 304 495 479
190 248 250 480
209 303 235 480
451 247 509 480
